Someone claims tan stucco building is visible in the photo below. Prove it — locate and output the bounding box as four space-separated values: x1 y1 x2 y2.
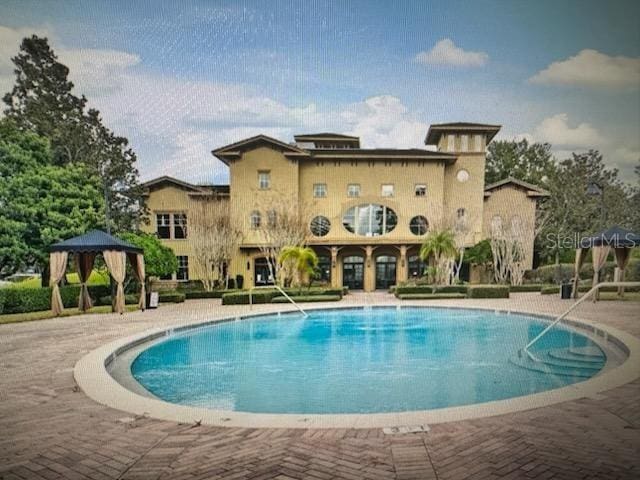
142 122 548 291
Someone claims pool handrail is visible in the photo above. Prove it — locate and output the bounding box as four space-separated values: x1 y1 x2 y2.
249 284 308 317
523 281 640 356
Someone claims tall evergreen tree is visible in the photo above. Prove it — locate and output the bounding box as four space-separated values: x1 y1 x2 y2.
486 139 556 186
3 35 145 233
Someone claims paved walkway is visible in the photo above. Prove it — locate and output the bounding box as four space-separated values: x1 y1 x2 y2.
1 293 639 480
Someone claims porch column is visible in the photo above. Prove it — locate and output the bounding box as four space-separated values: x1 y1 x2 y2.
330 246 339 288
398 245 408 283
364 245 374 292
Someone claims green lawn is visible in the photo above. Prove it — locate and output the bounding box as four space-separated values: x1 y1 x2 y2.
0 304 140 325
597 292 640 302
4 269 110 289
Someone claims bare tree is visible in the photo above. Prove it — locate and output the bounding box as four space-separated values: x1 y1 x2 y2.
256 195 311 285
190 196 242 291
489 215 533 286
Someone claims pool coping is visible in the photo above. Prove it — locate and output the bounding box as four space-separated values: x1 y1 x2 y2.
74 303 640 429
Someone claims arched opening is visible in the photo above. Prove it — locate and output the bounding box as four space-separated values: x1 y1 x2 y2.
375 255 397 289
342 255 364 290
408 254 427 280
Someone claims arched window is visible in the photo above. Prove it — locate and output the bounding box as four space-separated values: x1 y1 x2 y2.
408 255 427 278
510 215 522 233
310 216 331 237
456 208 466 219
409 215 429 236
250 211 261 229
342 204 397 236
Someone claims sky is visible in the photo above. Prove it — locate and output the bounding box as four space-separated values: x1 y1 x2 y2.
0 0 639 185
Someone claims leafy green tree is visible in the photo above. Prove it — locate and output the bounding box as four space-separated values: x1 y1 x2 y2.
419 229 457 285
118 232 178 280
538 150 635 264
0 121 104 278
278 246 319 293
465 240 492 266
3 35 146 232
486 139 556 185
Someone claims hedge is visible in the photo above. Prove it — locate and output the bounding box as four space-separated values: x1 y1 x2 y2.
98 294 140 306
509 284 543 292
271 295 342 303
0 285 112 314
222 290 276 305
185 289 239 299
0 284 190 314
159 292 186 303
433 285 468 294
395 285 434 295
524 259 640 285
467 285 510 298
541 284 640 295
397 293 466 300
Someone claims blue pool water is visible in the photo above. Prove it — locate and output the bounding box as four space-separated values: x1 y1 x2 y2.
131 307 605 414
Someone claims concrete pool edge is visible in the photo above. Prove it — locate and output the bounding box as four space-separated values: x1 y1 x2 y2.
74 304 640 429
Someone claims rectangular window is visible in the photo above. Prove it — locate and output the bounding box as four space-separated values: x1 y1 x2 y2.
313 183 327 198
156 213 171 239
347 183 360 197
177 256 189 281
447 134 456 151
460 135 468 151
258 171 270 190
381 184 394 197
474 134 483 152
173 213 187 239
415 184 427 196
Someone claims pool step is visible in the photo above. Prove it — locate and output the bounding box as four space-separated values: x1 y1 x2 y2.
568 346 604 358
548 348 605 365
537 352 603 371
510 352 595 378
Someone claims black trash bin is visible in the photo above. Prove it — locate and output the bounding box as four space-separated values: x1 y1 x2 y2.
561 282 572 299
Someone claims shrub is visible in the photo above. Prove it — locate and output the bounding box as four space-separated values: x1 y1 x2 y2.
509 284 543 292
184 289 239 299
540 285 559 295
433 285 468 294
159 292 185 303
98 294 140 306
271 295 341 303
398 293 466 300
395 285 434 295
467 285 510 298
1 287 51 313
176 280 205 291
222 290 276 305
0 289 7 314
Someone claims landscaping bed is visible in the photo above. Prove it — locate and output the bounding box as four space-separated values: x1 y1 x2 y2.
272 295 342 303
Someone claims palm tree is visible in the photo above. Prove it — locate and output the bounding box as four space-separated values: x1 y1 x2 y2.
419 229 457 284
278 246 319 293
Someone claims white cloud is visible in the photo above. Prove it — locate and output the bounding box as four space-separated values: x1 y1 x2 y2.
527 113 604 149
415 38 488 67
529 49 640 90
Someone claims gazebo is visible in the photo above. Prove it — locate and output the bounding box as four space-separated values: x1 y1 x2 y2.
49 230 146 315
572 225 640 299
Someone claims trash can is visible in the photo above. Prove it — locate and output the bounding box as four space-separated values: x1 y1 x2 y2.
561 282 572 299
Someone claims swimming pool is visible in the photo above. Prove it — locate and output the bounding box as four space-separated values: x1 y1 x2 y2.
130 307 607 414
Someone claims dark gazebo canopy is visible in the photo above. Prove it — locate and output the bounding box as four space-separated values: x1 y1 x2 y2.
50 229 143 253
579 226 640 249
573 225 639 299
48 230 146 315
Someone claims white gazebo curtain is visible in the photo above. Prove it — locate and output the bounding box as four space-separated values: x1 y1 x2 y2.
49 251 68 316
104 250 127 314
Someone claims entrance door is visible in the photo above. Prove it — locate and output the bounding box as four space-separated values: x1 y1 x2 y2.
375 255 397 289
342 255 364 290
254 257 274 286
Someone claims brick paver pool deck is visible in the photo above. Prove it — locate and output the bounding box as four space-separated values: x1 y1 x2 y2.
1 293 639 480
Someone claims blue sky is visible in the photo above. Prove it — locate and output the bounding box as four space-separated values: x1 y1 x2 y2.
1 0 639 184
